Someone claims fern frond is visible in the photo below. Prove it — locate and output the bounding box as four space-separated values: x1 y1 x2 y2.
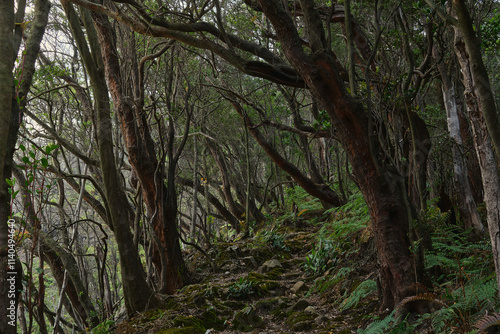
474 312 500 333
357 309 398 334
398 293 448 309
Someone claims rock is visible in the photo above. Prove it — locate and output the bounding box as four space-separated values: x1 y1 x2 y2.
287 298 310 312
255 298 281 312
286 311 316 331
258 259 282 273
232 306 263 332
290 281 307 294
304 306 317 314
314 315 329 325
242 256 258 268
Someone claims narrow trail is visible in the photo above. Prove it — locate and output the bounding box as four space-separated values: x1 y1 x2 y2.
115 219 379 334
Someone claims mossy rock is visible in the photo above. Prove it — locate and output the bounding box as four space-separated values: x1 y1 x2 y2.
155 326 205 334
221 300 246 310
200 309 225 330
172 315 205 331
232 307 264 332
265 267 286 279
254 297 282 312
162 297 181 311
286 311 317 331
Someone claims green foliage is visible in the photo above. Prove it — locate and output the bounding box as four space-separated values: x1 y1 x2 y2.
429 278 497 332
340 280 377 311
91 320 116 334
227 277 255 299
357 310 398 334
285 186 323 213
308 266 353 298
482 10 500 51
33 64 71 87
425 224 492 280
303 238 339 275
319 193 370 250
257 228 289 252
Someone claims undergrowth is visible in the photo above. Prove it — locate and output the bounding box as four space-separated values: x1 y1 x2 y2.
359 203 498 334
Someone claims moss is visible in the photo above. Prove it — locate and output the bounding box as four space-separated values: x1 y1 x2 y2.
232 307 263 332
265 267 286 279
245 272 281 295
286 311 316 331
254 297 281 312
200 309 225 330
172 315 205 332
163 297 180 311
155 326 205 334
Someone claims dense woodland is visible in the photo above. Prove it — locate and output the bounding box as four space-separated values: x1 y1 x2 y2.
1 0 500 333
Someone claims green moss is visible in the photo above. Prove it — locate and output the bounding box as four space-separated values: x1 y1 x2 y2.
254 297 281 312
232 307 263 332
172 315 205 331
200 309 224 330
286 311 316 331
245 272 281 295
155 326 205 334
265 267 286 280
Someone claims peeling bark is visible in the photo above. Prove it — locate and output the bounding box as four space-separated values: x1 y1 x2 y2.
455 34 500 300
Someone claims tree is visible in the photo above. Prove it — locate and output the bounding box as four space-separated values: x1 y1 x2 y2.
60 0 159 314
65 0 427 309
0 0 50 331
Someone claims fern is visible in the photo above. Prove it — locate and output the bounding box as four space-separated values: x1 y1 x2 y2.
429 278 497 332
340 279 377 311
399 293 449 310
357 310 398 334
475 312 500 333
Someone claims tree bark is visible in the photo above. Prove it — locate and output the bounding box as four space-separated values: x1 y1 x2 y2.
0 1 15 332
256 0 419 309
452 0 500 165
231 103 344 209
435 44 484 235
0 0 49 331
61 0 159 315
455 32 500 301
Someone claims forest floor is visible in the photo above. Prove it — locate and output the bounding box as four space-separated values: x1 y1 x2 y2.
108 196 497 334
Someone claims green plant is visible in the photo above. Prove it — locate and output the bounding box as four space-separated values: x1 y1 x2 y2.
340 279 377 311
357 310 398 334
475 312 500 333
318 193 370 252
227 277 255 299
425 224 491 280
91 320 115 334
429 278 497 333
260 229 289 252
303 238 339 274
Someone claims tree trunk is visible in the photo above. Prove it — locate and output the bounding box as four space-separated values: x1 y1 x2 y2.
257 0 420 309
233 105 344 209
12 167 98 327
0 0 49 331
455 33 500 301
206 138 245 228
0 0 15 332
190 135 198 240
453 0 500 164
435 46 484 234
61 0 159 314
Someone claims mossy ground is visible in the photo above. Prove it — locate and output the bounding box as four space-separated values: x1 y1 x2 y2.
107 213 380 334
